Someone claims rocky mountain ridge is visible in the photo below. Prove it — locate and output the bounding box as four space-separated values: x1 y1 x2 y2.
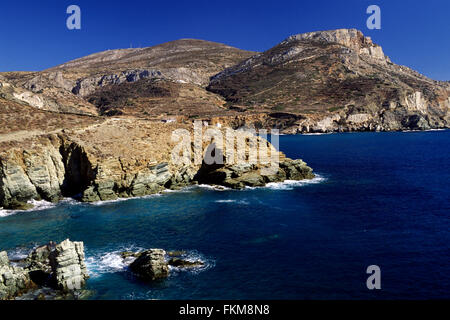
2 30 448 132
208 29 450 132
0 39 254 115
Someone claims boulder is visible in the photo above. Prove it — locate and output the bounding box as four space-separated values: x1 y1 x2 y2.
0 251 34 300
1 239 89 300
129 249 169 280
25 242 56 273
280 159 315 180
0 251 9 266
48 239 89 291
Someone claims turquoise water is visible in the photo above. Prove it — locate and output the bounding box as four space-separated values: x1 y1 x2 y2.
0 131 449 299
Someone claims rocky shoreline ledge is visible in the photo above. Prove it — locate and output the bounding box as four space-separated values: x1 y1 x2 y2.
0 121 315 211
1 239 207 300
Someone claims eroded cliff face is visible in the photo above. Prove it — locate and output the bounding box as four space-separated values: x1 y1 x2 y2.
0 118 314 210
0 136 65 209
192 90 449 133
290 90 450 133
0 134 194 209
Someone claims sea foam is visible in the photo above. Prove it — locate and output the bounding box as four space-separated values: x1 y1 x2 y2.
263 174 326 190
85 247 214 278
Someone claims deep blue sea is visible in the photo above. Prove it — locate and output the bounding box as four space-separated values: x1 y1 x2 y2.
1 131 449 299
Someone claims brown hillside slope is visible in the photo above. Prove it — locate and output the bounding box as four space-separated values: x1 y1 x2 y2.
207 29 450 132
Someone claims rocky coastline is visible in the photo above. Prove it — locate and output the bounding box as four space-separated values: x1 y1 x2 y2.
0 122 315 211
0 239 89 300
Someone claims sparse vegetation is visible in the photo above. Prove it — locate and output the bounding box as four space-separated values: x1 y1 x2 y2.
272 105 285 111
328 105 345 112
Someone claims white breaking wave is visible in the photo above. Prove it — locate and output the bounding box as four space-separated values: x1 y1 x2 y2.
0 198 81 218
196 184 230 191
263 175 326 191
85 245 146 278
0 199 58 218
301 132 333 135
215 199 250 205
85 252 130 278
168 250 215 275
7 247 32 261
403 128 448 133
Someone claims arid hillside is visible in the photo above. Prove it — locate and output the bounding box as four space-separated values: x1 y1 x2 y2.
0 39 256 117
1 30 448 133
207 29 450 132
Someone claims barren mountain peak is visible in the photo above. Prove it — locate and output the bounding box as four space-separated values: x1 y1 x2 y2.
1 29 448 136
207 28 449 132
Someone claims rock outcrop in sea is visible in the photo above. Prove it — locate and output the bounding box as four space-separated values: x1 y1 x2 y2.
0 251 34 299
1 241 207 299
126 249 205 280
49 240 88 291
129 249 169 281
0 239 88 300
195 159 314 189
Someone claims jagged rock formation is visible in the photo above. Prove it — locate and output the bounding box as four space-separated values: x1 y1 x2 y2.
208 29 450 133
48 240 88 291
125 249 205 280
195 159 314 189
0 113 313 210
129 249 169 281
0 239 88 300
0 251 34 299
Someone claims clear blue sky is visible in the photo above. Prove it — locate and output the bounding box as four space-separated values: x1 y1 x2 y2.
1 0 449 80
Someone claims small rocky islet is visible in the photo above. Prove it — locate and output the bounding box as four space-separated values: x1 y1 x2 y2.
0 239 206 300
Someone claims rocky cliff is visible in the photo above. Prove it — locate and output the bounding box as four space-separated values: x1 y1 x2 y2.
0 113 314 210
0 251 33 299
